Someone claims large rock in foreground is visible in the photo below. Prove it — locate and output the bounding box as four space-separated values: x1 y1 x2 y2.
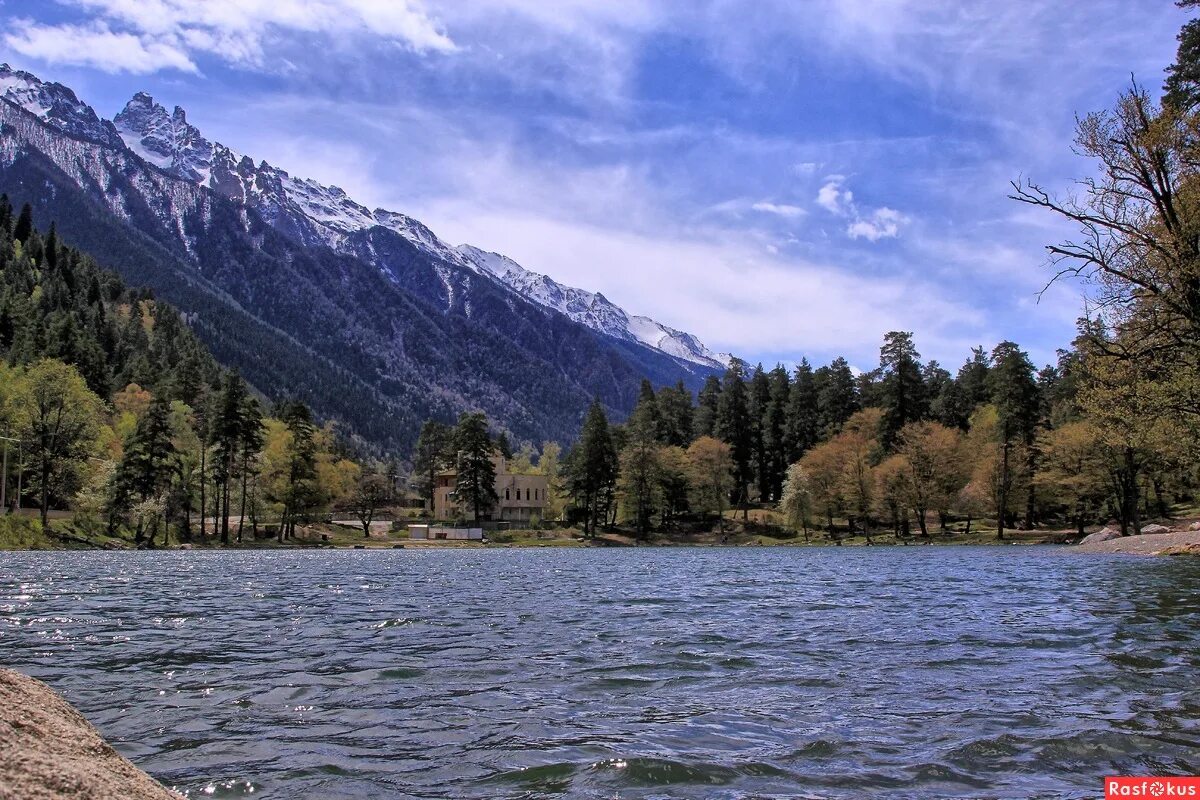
0 668 179 800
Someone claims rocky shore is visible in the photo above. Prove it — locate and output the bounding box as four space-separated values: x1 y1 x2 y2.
0 669 179 799
1073 523 1200 555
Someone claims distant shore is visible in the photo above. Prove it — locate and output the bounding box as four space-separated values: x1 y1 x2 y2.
6 513 1200 555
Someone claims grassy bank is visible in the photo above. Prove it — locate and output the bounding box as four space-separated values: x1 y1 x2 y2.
0 508 1087 552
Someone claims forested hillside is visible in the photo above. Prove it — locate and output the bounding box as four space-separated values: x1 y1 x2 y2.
0 201 388 546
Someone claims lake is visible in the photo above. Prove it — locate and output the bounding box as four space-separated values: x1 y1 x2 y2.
1 547 1198 799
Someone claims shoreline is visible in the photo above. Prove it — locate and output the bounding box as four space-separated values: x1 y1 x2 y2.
5 516 1199 555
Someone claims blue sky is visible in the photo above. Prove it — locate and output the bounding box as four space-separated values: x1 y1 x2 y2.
0 1 1186 372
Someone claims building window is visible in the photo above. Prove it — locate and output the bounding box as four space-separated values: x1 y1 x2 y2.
505 489 510 500
525 488 530 501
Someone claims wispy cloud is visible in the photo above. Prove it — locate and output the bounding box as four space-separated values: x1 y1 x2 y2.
10 0 456 75
4 19 198 74
750 201 806 219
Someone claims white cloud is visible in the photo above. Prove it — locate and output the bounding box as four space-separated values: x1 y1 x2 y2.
847 207 904 241
751 201 806 218
420 205 982 362
17 0 456 74
816 175 853 215
3 19 198 74
816 175 907 242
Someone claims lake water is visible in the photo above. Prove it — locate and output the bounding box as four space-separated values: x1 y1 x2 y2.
1 547 1198 799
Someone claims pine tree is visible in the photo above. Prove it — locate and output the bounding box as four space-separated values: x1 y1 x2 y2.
277 401 318 542
816 357 859 438
113 394 177 546
413 420 452 513
785 358 819 462
988 341 1040 537
748 364 772 503
212 372 248 545
657 380 694 447
763 364 790 502
567 399 618 537
495 431 513 460
13 203 33 244
693 375 721 439
715 358 753 517
235 395 265 543
619 400 661 538
454 412 498 521
878 331 927 450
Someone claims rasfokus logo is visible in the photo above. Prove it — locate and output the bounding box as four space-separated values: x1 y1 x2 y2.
1106 777 1200 798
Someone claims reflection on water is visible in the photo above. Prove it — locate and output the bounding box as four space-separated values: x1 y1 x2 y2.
1 547 1198 799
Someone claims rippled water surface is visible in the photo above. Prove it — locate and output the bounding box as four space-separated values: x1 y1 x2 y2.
2 547 1199 799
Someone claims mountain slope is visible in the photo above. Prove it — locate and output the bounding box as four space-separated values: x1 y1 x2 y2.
109 86 726 370
0 65 722 453
456 245 730 370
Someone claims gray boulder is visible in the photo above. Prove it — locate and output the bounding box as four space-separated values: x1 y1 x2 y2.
1140 523 1172 535
1079 527 1120 545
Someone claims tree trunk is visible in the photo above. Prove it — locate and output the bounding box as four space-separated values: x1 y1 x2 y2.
237 449 249 544
39 457 50 529
220 472 230 546
997 441 1010 540
916 507 930 538
198 446 207 541
250 482 259 539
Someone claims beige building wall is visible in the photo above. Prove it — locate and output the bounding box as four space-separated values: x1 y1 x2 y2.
432 456 549 522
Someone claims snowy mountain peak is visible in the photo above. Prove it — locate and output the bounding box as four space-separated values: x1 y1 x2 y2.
114 92 215 183
111 91 473 266
456 245 730 370
2 65 729 372
0 64 123 149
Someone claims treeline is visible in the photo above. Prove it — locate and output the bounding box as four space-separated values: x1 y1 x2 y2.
538 324 1194 542
0 200 393 544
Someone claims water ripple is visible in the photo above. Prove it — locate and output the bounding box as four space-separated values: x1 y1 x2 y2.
1 547 1198 799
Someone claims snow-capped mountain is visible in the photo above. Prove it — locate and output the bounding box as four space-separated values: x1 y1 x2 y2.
457 245 730 369
0 63 726 452
0 64 123 149
106 86 727 369
112 90 476 269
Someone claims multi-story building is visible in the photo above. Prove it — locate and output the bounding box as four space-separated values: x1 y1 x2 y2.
432 456 548 523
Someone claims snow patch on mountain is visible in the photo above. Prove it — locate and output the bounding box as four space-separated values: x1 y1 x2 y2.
0 64 123 149
457 245 730 370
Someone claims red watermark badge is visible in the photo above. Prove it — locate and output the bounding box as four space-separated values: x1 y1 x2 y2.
1106 777 1200 798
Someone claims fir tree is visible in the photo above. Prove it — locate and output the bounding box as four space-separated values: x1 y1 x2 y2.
715 358 753 517
878 331 927 450
566 399 618 537
693 375 721 439
454 412 498 521
785 358 819 462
